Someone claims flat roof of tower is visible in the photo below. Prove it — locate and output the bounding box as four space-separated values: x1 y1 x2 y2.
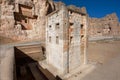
47 5 86 17
67 5 86 15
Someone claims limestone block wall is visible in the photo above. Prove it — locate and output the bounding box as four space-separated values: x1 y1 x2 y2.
68 11 81 71
82 15 88 64
46 5 68 75
46 6 73 75
0 46 14 80
46 5 88 75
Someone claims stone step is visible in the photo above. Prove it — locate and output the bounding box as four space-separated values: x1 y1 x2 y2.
28 63 48 80
15 44 45 61
62 64 95 79
16 44 41 49
37 63 57 80
16 44 42 54
18 47 42 54
22 52 45 61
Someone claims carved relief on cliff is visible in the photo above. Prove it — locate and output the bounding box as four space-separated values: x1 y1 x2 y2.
0 0 120 41
0 0 56 41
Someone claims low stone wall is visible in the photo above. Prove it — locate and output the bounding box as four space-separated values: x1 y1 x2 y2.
0 45 14 80
89 36 120 41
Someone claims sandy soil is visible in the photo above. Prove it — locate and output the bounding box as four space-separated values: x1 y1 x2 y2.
80 41 120 80
66 40 120 80
1 38 120 80
88 40 120 64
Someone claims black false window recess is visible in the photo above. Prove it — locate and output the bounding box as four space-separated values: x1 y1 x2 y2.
49 25 52 29
56 23 60 30
49 36 51 42
56 36 59 44
81 24 84 29
81 35 84 39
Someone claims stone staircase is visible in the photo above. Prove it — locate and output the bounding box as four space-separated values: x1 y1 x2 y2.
15 44 45 62
28 63 61 80
28 63 48 80
15 44 62 80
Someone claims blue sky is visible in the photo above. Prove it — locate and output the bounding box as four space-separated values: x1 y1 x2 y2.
54 0 120 21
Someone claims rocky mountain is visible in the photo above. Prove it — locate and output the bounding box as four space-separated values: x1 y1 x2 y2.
88 13 120 39
0 0 56 41
0 0 120 41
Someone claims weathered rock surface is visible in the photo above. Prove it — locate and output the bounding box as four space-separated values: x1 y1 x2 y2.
88 13 120 39
33 0 55 41
0 0 120 42
0 0 56 41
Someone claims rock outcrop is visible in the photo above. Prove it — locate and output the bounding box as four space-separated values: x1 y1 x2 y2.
33 0 55 41
0 0 120 41
0 0 56 41
88 13 120 39
0 0 15 39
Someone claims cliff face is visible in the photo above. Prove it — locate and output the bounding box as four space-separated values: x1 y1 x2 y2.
0 0 15 40
0 0 56 41
0 0 120 41
88 13 120 38
0 1 14 31
33 0 56 41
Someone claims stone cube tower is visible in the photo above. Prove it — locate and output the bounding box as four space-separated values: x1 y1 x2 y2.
46 4 88 75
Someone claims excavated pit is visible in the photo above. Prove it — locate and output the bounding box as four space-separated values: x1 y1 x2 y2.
14 44 62 80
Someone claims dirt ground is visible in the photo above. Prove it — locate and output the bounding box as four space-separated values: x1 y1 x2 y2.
67 40 120 80
88 40 120 64
1 36 120 80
